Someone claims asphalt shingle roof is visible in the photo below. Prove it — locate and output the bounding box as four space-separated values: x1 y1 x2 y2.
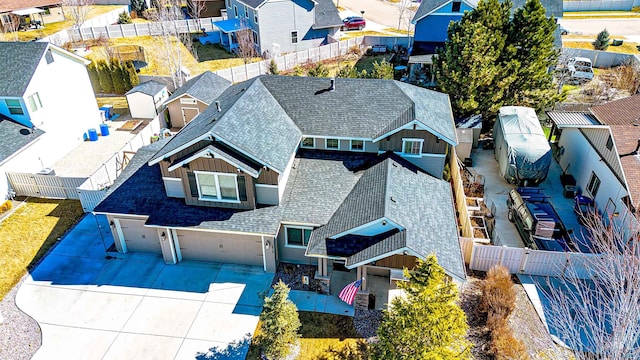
0 42 49 97
0 0 60 12
164 71 231 105
125 80 166 96
313 0 342 29
307 155 465 281
239 0 267 9
0 114 45 163
412 0 561 23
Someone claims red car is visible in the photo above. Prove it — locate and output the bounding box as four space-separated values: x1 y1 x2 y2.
341 17 366 31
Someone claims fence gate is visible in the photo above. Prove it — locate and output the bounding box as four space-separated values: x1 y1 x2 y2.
7 172 86 199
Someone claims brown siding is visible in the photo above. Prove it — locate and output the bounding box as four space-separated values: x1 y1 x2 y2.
257 168 278 185
378 129 447 154
375 254 418 269
167 96 209 129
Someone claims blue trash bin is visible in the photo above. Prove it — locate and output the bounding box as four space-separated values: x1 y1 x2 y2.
100 123 109 136
88 128 98 141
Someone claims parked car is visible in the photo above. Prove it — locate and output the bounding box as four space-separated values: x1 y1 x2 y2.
342 17 366 31
566 57 594 82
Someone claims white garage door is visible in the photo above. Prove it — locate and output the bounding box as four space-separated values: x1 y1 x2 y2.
119 219 162 254
176 230 263 266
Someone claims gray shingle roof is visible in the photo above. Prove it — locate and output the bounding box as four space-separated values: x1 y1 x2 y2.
511 0 562 18
0 114 45 164
307 155 465 281
412 0 561 23
125 80 166 96
412 0 463 23
0 42 49 97
313 0 342 29
164 71 231 105
239 0 267 9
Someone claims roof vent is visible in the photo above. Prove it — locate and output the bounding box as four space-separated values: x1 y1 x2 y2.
215 100 221 112
329 78 335 92
390 196 396 203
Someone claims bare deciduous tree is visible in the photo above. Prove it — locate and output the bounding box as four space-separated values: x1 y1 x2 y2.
235 18 256 64
538 212 640 359
397 0 416 34
187 0 207 28
0 14 20 41
63 0 94 28
148 0 192 89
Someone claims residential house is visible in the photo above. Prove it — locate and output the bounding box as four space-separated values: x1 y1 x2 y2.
125 80 169 119
93 75 466 300
214 0 342 55
163 71 231 129
0 41 102 200
547 95 640 234
193 0 227 17
409 0 563 81
0 0 64 31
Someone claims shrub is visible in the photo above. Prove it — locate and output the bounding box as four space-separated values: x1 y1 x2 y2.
110 60 127 94
96 60 115 94
0 200 12 215
255 280 300 359
117 11 132 24
593 28 610 51
482 265 516 329
490 321 529 360
268 59 279 75
307 63 330 77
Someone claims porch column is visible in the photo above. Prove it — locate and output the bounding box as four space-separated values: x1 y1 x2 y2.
317 258 324 277
361 266 368 291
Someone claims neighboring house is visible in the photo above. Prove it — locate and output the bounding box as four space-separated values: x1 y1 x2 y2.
547 96 640 234
214 0 342 55
125 80 169 119
163 71 231 128
410 0 563 57
193 0 227 17
0 0 64 31
0 41 102 199
93 75 465 298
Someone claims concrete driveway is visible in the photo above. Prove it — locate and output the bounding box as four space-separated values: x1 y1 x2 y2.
16 215 274 360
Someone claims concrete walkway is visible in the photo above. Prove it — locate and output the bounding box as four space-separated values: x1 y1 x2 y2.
288 290 355 316
16 214 273 360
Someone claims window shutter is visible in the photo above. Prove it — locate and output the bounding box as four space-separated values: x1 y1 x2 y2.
237 175 247 201
187 172 199 197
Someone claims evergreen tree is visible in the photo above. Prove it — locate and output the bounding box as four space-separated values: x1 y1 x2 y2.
268 59 279 75
109 60 127 95
117 11 132 24
87 62 102 93
96 60 114 94
434 0 514 121
372 255 472 360
336 64 358 78
125 61 140 87
593 28 610 50
256 281 301 359
307 63 330 77
130 0 148 15
507 0 562 110
369 60 394 79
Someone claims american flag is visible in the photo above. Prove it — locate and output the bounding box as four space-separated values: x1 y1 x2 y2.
338 278 363 305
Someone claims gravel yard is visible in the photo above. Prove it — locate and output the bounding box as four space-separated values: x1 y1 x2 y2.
0 275 40 360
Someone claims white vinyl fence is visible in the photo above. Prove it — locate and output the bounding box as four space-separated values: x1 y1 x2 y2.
459 237 602 280
40 5 128 45
6 173 86 200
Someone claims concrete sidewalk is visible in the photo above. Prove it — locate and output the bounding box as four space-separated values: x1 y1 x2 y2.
288 290 355 316
16 214 273 360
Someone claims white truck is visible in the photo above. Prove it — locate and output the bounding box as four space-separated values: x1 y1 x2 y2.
566 57 594 82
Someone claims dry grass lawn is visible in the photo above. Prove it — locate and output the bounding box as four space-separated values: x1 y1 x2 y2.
0 5 125 42
563 40 640 54
85 35 257 76
0 198 84 301
246 312 367 359
96 96 129 115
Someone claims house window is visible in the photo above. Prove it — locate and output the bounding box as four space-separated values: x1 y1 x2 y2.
180 97 197 104
244 5 248 17
285 226 312 247
195 171 240 202
587 171 601 197
452 1 462 12
5 99 23 115
402 138 423 155
606 135 613 151
252 30 258 44
291 31 298 44
301 137 315 148
45 49 54 64
254 11 258 23
234 5 238 17
27 93 42 112
326 138 339 149
351 139 364 151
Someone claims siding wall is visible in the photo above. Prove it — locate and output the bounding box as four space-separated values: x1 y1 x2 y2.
374 254 418 269
276 225 315 264
257 167 278 185
166 97 209 128
378 129 447 154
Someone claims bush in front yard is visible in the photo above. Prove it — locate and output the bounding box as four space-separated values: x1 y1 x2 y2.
255 280 301 359
490 321 528 360
481 265 516 329
0 200 12 215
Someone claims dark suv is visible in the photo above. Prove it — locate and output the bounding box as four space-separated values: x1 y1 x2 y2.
342 17 366 31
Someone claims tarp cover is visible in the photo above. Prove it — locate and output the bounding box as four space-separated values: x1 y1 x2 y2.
493 106 551 185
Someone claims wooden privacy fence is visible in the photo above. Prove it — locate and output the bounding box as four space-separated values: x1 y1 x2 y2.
459 237 601 280
6 173 86 200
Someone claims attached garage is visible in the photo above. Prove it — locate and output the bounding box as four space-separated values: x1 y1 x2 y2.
175 230 263 266
118 219 162 254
